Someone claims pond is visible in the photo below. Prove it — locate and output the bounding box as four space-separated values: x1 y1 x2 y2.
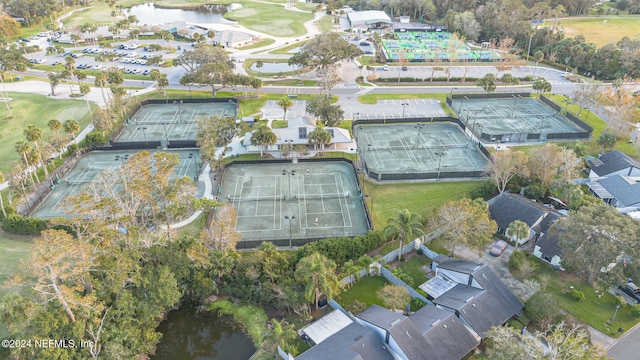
250 62 299 73
152 306 256 360
127 3 232 26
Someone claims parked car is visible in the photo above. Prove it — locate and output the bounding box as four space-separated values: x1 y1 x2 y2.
490 240 508 257
620 283 640 303
401 66 408 71
142 70 151 76
359 41 369 46
382 65 389 71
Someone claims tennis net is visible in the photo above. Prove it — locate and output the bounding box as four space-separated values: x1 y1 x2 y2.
65 179 93 185
228 195 285 202
295 192 350 200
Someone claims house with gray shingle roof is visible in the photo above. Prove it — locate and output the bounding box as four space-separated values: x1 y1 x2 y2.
429 258 524 337
295 322 394 360
486 193 562 245
587 174 640 210
587 150 640 179
357 304 480 360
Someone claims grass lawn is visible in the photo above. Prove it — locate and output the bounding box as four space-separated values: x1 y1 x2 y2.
263 79 317 87
268 40 309 55
521 258 639 337
243 58 298 77
559 16 640 47
397 255 431 286
366 180 482 229
336 275 390 311
358 93 455 116
542 94 637 157
317 15 334 32
0 230 33 339
61 4 113 27
237 38 276 50
0 92 92 174
225 1 313 37
176 211 207 238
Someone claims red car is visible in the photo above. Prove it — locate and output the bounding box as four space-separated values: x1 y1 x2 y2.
490 240 508 257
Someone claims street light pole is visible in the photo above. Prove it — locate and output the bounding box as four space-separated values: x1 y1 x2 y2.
563 97 570 114
414 124 424 149
458 96 468 113
512 95 520 117
435 152 446 181
449 87 457 100
401 102 409 119
189 153 199 180
141 126 148 148
282 170 295 199
284 215 296 250
526 33 534 62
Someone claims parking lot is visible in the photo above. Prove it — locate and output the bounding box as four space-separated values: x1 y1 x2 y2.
23 34 171 79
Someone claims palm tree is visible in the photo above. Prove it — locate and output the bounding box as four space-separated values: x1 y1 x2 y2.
207 30 216 46
80 85 92 117
0 171 6 217
341 259 361 288
267 319 297 355
24 125 48 176
506 220 530 252
308 127 332 155
251 125 277 157
277 96 293 122
94 72 108 103
597 132 616 154
294 253 340 310
48 119 65 159
15 140 38 184
357 254 374 277
157 77 169 102
256 60 264 73
384 209 424 261
63 119 80 149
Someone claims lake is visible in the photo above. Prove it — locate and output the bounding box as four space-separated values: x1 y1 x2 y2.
127 3 232 26
153 306 256 360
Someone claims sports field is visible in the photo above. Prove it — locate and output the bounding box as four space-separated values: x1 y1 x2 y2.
115 101 237 143
31 149 201 219
451 96 585 142
559 16 640 47
382 32 500 62
0 92 92 174
220 162 369 247
356 122 489 180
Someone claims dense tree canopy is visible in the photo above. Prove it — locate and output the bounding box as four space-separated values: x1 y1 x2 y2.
553 202 639 285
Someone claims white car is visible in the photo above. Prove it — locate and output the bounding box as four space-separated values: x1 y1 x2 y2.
92 65 103 70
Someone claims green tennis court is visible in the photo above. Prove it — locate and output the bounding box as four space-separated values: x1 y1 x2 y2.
115 101 237 143
356 122 489 181
31 149 201 219
219 162 369 247
451 96 586 142
382 32 500 62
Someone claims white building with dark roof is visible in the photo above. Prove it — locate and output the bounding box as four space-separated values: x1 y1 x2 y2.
347 11 392 32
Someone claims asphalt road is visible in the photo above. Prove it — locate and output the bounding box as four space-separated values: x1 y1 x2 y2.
608 323 640 360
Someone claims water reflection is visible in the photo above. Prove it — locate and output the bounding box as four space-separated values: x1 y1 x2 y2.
153 306 255 360
127 3 231 25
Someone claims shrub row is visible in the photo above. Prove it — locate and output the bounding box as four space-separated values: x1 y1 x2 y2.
1 213 47 235
296 230 385 265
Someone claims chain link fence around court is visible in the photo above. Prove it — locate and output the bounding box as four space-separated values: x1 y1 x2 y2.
447 93 592 142
105 98 238 151
352 116 490 181
218 159 371 250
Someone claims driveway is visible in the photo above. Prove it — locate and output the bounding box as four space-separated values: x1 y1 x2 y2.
453 240 537 301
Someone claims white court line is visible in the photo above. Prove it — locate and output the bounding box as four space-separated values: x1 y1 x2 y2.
399 137 419 168
335 173 352 227
232 176 244 230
